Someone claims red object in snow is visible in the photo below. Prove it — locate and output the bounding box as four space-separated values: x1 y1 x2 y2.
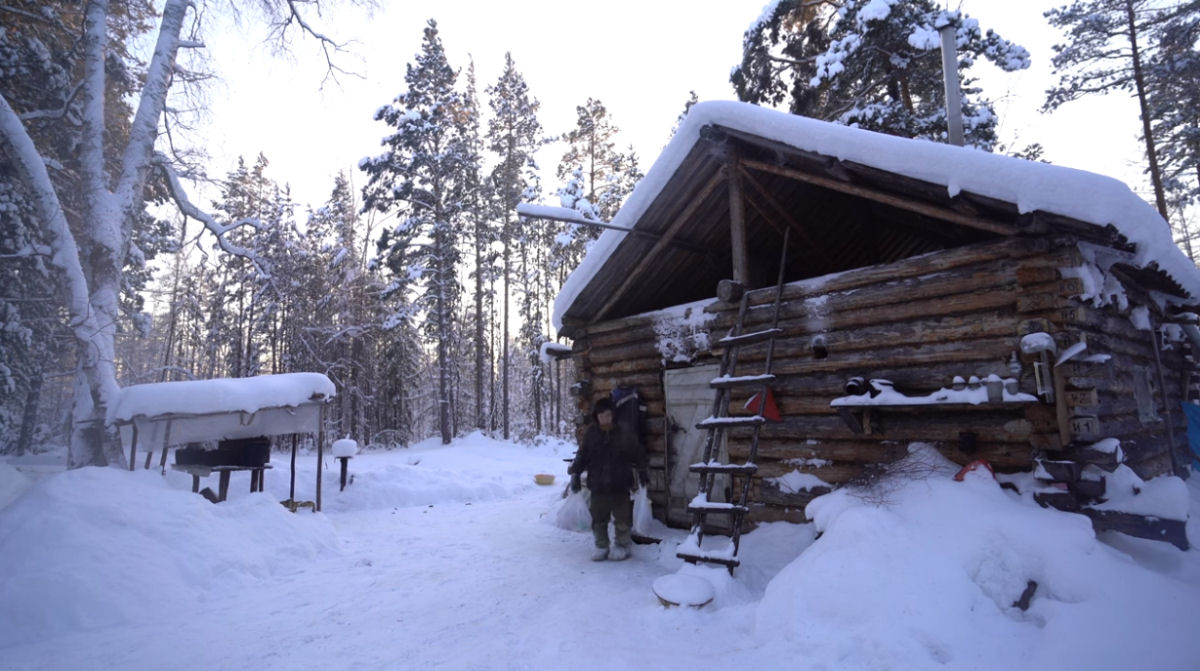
954 460 995 481
745 387 782 422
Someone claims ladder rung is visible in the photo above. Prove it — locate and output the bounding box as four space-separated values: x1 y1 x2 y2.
697 415 766 429
676 551 741 569
710 373 776 389
689 462 758 475
718 328 783 347
688 502 749 515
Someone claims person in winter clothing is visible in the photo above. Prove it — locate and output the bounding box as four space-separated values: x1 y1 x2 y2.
570 397 649 561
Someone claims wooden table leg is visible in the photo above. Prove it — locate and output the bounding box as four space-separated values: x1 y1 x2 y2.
218 470 231 502
192 475 200 493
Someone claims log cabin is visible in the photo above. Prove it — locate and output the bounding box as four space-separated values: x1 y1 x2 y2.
548 101 1198 551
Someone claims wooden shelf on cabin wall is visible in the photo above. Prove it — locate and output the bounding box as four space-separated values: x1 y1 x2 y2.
832 398 1040 435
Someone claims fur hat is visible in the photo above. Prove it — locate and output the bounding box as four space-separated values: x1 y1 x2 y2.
592 397 614 417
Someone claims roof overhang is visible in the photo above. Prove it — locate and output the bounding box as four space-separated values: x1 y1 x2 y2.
552 102 1196 338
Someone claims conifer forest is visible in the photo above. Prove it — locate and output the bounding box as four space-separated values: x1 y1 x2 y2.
3 0 1200 466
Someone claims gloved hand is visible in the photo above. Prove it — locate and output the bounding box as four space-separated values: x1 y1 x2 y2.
638 469 650 488
570 474 582 493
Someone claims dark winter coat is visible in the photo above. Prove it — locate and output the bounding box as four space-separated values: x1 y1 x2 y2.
569 423 646 495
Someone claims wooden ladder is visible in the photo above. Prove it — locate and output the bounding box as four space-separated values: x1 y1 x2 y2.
676 230 789 573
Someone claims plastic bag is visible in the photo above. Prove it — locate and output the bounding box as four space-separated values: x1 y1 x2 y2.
556 488 592 532
632 486 653 536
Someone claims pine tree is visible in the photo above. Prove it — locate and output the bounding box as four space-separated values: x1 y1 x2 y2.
1144 5 1200 249
552 98 642 295
555 98 639 222
1043 0 1196 222
732 0 834 115
361 19 469 445
461 59 494 432
486 52 544 440
732 0 1029 149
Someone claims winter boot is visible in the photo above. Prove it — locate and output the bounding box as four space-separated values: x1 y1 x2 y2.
591 546 610 561
608 544 630 561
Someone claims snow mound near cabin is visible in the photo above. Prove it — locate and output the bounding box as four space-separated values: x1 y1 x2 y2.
0 466 338 647
754 446 1200 670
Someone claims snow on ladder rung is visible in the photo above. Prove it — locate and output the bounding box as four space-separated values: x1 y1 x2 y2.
710 373 776 389
696 415 766 429
687 501 750 515
689 462 758 475
675 551 741 569
718 328 783 347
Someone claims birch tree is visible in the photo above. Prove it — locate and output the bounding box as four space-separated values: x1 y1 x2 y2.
0 1 358 467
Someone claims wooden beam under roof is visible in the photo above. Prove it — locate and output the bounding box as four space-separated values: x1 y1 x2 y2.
592 169 728 325
740 158 1020 237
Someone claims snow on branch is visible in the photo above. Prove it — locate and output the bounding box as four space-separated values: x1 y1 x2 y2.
18 82 86 123
0 93 93 327
155 153 272 279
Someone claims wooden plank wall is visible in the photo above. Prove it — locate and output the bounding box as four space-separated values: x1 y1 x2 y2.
569 235 1193 525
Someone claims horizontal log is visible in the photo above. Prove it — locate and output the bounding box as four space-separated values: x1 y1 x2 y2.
723 412 1047 452
727 236 1055 311
767 334 1024 378
751 460 867 483
746 504 810 525
729 439 909 463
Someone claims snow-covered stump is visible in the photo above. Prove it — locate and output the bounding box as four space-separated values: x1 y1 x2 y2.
332 438 358 491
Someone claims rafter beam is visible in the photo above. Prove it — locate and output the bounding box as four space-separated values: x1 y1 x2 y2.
741 158 1018 237
592 170 727 324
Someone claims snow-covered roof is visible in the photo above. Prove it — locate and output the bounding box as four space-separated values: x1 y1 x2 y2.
108 373 336 449
553 100 1200 332
108 373 336 424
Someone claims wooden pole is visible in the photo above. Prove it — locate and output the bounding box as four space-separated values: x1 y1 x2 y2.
290 434 297 502
128 423 138 472
316 406 325 512
727 161 749 285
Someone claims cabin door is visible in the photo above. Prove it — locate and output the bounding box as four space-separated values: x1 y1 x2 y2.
664 364 730 530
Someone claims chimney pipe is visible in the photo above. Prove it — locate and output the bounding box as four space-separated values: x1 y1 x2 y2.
940 24 965 147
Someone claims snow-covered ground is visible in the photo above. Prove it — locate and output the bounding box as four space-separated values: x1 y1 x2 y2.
2 433 1199 670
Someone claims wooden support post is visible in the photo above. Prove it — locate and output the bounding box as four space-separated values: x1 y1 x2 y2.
727 161 749 285
218 470 231 502
338 457 350 491
290 434 298 502
316 407 325 512
191 474 200 493
159 446 168 475
128 424 138 472
143 448 153 470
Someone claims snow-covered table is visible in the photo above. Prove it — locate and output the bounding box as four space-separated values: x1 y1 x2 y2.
108 373 335 509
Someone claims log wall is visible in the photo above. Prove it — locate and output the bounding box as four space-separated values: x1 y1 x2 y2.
568 235 1194 526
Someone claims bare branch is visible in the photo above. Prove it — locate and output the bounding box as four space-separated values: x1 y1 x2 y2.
264 0 365 87
154 153 272 279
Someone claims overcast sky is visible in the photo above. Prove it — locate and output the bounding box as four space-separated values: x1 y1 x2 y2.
194 0 1147 214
